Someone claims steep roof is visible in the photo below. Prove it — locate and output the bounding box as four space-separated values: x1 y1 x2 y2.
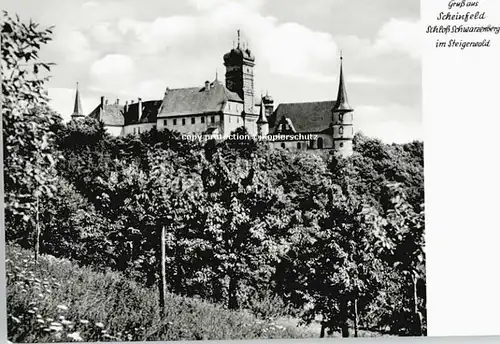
158 80 242 118
271 100 336 133
71 83 84 118
88 103 125 126
333 56 353 112
124 100 162 125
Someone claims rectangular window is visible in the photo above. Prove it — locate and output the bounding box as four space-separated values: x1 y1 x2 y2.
237 117 240 124
191 117 195 124
173 119 177 125
163 119 167 126
211 116 215 123
201 117 205 124
182 118 186 125
229 116 232 123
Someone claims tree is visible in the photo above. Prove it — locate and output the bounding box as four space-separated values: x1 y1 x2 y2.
378 183 426 335
200 148 291 309
2 11 60 262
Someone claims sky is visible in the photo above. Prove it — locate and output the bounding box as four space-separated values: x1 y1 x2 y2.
4 0 421 143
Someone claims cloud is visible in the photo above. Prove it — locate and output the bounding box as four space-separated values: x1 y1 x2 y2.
373 18 421 59
263 22 338 80
188 0 265 11
91 22 123 44
107 1 340 84
355 104 422 143
51 29 96 63
89 54 136 94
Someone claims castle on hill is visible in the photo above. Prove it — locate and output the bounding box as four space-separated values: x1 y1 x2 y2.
70 31 355 157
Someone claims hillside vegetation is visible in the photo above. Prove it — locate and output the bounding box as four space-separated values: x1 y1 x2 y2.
6 245 315 342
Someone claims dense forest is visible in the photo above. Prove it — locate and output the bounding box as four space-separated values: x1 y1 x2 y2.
2 11 425 341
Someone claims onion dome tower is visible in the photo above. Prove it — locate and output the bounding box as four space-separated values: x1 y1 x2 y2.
223 30 256 115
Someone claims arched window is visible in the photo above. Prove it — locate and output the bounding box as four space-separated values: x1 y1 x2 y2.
317 137 323 149
309 140 315 149
339 126 344 135
340 142 344 148
339 113 344 122
281 142 286 149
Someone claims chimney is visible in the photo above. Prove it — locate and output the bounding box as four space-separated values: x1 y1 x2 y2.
100 96 105 109
138 97 143 122
205 80 210 91
125 100 129 112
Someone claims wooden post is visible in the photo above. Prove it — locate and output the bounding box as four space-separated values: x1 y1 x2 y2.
159 225 167 317
34 195 40 264
412 273 423 336
354 298 359 337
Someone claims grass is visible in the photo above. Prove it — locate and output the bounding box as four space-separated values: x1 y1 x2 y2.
6 245 317 342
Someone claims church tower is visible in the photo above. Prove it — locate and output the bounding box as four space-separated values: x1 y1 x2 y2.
223 30 256 115
332 53 354 157
71 82 85 120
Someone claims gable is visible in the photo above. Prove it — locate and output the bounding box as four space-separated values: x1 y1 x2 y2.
123 100 162 125
271 100 336 133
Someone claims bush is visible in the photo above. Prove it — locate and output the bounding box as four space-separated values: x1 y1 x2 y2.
6 245 315 342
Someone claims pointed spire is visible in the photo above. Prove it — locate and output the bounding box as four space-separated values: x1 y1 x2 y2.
257 96 268 124
333 52 352 112
71 82 84 118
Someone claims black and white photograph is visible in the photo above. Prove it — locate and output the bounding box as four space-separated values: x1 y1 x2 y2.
2 0 423 341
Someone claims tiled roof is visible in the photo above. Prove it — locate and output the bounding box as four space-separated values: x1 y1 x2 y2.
158 80 242 118
124 100 162 125
88 103 125 126
271 100 336 133
88 100 163 126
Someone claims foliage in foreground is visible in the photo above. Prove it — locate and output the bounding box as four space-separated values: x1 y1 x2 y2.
6 245 315 342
